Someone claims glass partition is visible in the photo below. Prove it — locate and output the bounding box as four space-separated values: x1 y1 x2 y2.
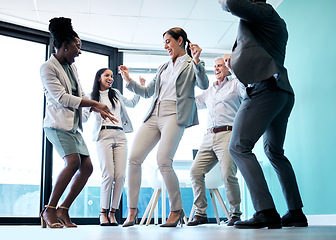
0 35 46 217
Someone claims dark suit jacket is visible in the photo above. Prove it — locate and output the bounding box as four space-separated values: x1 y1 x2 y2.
221 0 294 94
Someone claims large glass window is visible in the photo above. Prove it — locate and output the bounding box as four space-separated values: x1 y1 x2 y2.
51 50 109 218
0 35 46 217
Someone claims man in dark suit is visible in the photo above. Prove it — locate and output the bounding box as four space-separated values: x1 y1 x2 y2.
218 0 308 229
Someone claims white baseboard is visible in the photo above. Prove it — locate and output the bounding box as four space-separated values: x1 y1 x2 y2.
307 214 336 226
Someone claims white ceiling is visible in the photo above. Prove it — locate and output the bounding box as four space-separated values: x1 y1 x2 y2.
0 0 283 56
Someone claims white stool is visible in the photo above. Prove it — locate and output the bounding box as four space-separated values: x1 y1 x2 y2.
188 163 230 224
140 163 188 225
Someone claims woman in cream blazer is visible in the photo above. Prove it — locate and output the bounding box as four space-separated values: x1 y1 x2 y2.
40 17 115 229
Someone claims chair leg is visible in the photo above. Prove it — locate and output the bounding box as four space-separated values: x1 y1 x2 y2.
209 189 220 225
140 188 157 225
188 204 195 221
154 201 159 225
183 209 188 224
146 189 161 226
213 188 230 219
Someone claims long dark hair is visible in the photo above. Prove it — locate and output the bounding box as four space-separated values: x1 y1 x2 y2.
163 27 192 58
91 68 118 109
48 17 79 49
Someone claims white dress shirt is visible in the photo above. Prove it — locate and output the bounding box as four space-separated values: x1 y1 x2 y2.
195 75 247 129
158 54 189 101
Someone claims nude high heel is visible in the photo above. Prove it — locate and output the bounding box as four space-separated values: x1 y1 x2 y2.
40 205 63 228
56 206 77 228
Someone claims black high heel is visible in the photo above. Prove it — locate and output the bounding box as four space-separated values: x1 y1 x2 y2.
160 210 185 227
108 210 119 226
122 208 139 227
100 210 111 226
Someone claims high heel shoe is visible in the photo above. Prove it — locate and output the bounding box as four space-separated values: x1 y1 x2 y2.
122 208 139 227
108 210 119 226
56 206 77 228
40 205 63 228
100 210 111 226
160 210 185 227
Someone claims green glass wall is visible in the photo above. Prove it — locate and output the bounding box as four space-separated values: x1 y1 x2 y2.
254 0 336 216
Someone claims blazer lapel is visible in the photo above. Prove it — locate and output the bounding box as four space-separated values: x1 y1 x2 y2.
175 57 192 83
232 39 237 51
51 55 72 93
70 64 82 96
178 58 191 75
155 62 169 94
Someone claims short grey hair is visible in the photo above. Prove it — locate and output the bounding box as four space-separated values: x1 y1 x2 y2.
214 56 232 75
214 56 224 62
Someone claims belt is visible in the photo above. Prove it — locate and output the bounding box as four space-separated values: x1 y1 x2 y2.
101 126 123 131
208 126 232 133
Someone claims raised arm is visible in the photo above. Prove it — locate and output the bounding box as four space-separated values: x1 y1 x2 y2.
219 0 273 23
115 89 140 108
119 65 156 98
189 43 209 90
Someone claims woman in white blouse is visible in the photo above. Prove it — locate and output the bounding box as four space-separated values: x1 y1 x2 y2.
119 27 209 227
83 68 140 226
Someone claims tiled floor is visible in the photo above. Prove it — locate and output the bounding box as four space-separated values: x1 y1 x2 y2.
1 224 336 240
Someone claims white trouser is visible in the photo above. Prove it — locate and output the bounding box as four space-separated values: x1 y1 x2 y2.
127 101 185 211
190 131 241 218
96 129 127 210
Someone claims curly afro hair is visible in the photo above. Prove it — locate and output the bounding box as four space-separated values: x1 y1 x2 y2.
48 17 79 49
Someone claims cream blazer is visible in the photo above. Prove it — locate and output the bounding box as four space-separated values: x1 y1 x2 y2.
40 54 88 131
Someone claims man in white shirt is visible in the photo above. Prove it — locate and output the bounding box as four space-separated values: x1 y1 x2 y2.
188 55 246 226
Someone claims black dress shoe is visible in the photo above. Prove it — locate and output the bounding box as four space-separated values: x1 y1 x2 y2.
234 209 282 229
187 215 208 226
282 210 308 227
227 216 241 226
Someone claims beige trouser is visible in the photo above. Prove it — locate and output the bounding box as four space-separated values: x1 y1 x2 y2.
190 131 241 218
96 129 127 210
127 101 185 211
